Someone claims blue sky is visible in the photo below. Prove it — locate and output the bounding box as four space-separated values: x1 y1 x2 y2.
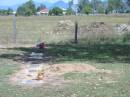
0 0 70 6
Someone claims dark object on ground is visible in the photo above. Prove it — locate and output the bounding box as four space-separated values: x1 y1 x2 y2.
36 42 45 49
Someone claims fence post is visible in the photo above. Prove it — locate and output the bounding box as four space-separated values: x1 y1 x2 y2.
74 21 78 44
13 13 17 44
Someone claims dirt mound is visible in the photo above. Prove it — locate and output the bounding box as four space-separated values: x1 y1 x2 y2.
79 22 117 42
57 20 74 27
80 22 112 33
10 63 113 87
46 63 96 73
53 20 74 33
10 63 96 86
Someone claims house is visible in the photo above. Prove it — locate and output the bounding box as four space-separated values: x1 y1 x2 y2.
37 8 49 16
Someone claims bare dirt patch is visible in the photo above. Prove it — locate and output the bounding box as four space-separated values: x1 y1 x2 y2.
10 63 114 87
47 63 96 73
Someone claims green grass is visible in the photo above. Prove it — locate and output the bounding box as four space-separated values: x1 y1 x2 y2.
0 43 130 97
0 15 130 97
63 63 130 97
0 15 130 44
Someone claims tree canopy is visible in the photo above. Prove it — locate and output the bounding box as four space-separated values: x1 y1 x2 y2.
0 8 13 15
37 4 46 11
49 7 63 16
17 0 36 16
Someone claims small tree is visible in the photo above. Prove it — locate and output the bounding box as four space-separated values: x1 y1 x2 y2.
83 5 92 14
50 7 63 16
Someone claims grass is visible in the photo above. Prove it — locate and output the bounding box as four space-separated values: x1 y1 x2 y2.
63 62 130 97
0 15 130 44
0 15 130 97
0 43 130 97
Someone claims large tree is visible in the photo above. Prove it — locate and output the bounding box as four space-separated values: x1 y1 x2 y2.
37 4 46 11
68 0 73 9
78 0 90 13
17 0 36 16
91 0 104 13
49 7 63 16
107 0 123 12
127 0 130 6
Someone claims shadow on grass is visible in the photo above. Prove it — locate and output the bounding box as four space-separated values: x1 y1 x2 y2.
0 43 130 63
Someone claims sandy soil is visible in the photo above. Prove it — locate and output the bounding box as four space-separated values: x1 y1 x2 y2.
10 63 113 87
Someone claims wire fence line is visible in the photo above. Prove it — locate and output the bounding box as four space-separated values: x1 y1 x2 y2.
0 16 78 46
1 15 130 47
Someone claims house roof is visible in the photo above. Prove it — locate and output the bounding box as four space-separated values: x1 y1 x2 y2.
40 9 49 14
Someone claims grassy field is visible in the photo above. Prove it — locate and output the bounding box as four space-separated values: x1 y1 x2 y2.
0 44 130 97
0 15 130 97
0 15 130 44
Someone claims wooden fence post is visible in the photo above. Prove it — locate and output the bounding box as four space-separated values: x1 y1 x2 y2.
13 13 17 44
74 21 78 44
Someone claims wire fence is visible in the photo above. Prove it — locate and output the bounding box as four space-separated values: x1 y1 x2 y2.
0 16 77 46
0 15 130 47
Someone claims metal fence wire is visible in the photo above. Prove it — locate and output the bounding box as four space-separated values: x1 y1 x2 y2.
0 15 129 46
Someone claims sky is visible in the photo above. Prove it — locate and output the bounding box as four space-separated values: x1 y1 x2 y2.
0 0 71 6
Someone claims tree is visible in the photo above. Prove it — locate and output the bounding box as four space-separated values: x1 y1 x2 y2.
68 0 73 9
78 0 90 13
91 0 103 13
107 0 123 12
49 7 63 16
97 3 105 13
0 8 13 15
17 0 36 16
7 8 13 15
127 0 130 6
37 4 46 11
83 4 92 14
0 10 6 15
66 8 74 15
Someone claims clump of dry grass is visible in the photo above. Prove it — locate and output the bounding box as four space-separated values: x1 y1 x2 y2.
79 22 119 44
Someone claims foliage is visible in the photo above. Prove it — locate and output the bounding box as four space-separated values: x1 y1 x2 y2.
127 0 130 6
83 5 92 14
97 5 105 13
78 0 90 13
49 7 63 16
68 0 73 9
37 4 46 11
77 0 127 14
91 0 100 10
0 8 13 15
17 0 36 16
66 8 74 15
107 0 123 12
